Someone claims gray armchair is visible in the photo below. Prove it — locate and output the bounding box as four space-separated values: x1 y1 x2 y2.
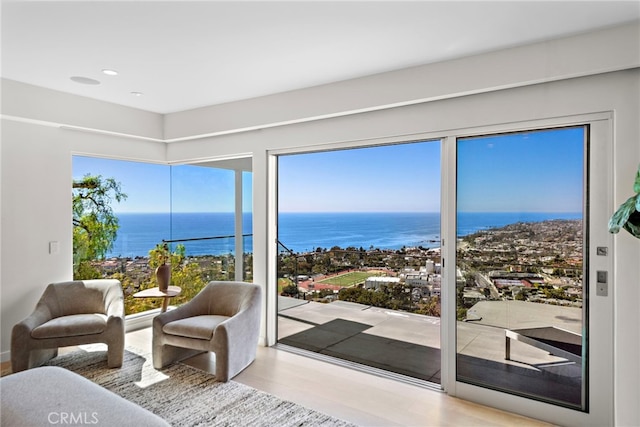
152 281 262 382
11 279 125 372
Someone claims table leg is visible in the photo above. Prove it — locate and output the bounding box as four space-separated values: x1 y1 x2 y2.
505 335 511 360
161 297 169 313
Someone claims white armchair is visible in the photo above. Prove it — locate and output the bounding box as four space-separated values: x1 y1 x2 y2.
152 281 262 382
11 279 125 372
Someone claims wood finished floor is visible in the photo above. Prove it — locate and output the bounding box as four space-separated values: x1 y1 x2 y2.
1 328 551 426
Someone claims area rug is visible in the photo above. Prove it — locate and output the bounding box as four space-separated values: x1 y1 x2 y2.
41 344 357 427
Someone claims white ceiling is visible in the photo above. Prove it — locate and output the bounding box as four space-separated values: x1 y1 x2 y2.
2 1 639 114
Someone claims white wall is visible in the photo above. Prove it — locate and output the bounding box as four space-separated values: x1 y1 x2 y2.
2 79 164 140
0 103 166 364
1 21 639 426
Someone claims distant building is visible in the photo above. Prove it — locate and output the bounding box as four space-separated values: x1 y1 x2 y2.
405 273 429 287
463 288 487 305
431 275 442 297
424 260 433 273
364 276 400 290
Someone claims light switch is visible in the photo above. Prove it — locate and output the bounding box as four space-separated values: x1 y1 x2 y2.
597 271 607 284
596 270 608 297
49 241 60 255
597 283 608 297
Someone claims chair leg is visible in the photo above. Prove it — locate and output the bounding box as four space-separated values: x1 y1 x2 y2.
11 347 58 373
107 340 124 368
10 347 30 373
152 343 204 369
215 350 229 382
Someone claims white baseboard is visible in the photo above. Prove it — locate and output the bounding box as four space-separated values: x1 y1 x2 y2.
125 308 162 332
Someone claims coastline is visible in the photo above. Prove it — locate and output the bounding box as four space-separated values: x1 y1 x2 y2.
106 212 581 258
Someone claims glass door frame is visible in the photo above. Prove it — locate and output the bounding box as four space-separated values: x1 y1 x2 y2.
442 113 614 426
272 140 444 385
265 111 614 425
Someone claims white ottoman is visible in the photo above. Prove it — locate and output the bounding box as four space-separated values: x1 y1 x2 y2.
0 366 169 426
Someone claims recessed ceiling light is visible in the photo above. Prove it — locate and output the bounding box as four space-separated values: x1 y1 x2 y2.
70 76 100 85
102 69 119 76
130 92 143 97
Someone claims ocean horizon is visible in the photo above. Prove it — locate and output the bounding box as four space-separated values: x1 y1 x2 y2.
105 211 581 258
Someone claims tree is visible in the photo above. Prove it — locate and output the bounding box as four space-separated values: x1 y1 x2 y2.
281 284 299 297
416 296 441 317
73 175 127 278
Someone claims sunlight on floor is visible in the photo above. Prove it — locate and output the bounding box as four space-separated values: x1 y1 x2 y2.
134 359 170 389
78 342 170 388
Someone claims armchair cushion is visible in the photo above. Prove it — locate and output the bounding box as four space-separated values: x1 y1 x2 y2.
31 314 108 339
163 315 229 340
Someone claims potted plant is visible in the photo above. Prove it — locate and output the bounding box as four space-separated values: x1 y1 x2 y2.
609 164 640 239
151 242 171 292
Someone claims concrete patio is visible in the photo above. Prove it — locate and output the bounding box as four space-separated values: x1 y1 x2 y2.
277 297 583 407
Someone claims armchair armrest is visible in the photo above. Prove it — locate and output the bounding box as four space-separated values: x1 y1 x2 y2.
105 297 124 317
102 280 124 318
213 283 261 343
11 303 57 372
216 305 258 340
153 304 189 329
214 284 261 346
15 303 54 333
105 295 124 319
210 286 261 381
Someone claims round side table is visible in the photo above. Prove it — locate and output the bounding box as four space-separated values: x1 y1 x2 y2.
133 286 182 312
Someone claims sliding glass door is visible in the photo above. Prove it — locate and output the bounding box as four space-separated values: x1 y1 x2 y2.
269 116 613 424
451 121 614 424
455 127 586 407
276 141 443 384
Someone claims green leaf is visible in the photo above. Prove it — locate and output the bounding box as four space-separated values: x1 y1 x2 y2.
622 210 640 238
608 195 637 234
609 164 640 239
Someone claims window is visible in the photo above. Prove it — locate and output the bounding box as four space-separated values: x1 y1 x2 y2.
72 156 252 315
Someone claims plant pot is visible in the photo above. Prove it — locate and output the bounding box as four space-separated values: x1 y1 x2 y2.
156 264 171 292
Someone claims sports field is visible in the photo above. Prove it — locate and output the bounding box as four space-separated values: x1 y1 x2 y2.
318 271 382 287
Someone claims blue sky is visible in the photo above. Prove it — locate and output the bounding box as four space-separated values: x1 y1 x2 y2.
72 157 252 213
73 127 583 214
457 127 584 213
278 141 441 212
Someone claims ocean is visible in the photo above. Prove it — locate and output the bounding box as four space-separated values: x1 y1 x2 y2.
105 211 581 258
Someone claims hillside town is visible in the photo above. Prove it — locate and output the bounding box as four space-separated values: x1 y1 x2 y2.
279 219 583 318
90 219 583 317
456 219 583 319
